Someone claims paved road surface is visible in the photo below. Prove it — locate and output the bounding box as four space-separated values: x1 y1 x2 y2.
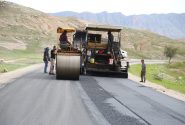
0 67 185 125
129 59 167 65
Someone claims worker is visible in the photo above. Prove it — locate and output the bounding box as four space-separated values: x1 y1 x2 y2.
107 30 114 52
43 47 50 73
49 45 57 75
59 30 71 49
140 59 146 82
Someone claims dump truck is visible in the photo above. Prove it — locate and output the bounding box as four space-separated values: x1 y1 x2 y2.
56 27 81 80
82 24 129 78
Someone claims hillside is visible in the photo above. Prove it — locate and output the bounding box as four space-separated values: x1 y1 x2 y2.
0 1 85 61
52 11 185 39
0 1 185 63
122 28 185 59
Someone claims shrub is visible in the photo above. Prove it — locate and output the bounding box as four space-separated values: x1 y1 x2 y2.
164 46 177 64
153 72 164 81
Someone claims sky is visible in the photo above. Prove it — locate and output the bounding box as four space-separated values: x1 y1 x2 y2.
5 0 185 15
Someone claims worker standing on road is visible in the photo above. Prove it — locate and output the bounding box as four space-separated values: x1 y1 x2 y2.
43 47 50 73
49 45 57 75
140 59 146 83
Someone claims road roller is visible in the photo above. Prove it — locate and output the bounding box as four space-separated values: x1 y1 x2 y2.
56 27 81 80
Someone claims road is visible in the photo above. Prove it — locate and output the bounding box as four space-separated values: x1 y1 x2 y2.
129 59 167 65
0 67 185 125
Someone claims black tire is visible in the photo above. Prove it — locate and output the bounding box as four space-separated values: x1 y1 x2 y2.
123 73 128 78
75 76 80 80
80 67 84 75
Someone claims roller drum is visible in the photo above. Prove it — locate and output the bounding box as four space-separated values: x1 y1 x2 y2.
56 54 80 80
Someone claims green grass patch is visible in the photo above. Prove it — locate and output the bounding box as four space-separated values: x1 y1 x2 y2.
0 63 30 73
129 62 185 94
0 57 42 73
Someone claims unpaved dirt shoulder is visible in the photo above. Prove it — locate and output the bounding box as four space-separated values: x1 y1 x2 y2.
0 63 42 85
128 73 185 102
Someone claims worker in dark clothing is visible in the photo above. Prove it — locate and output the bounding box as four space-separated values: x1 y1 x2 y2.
43 47 50 73
59 30 71 49
107 30 114 52
49 45 57 75
140 59 146 82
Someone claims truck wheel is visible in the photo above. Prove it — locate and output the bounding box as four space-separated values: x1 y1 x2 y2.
123 73 128 78
56 74 60 80
80 67 84 75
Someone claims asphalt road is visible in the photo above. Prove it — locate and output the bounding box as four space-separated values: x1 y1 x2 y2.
0 68 185 125
129 59 167 65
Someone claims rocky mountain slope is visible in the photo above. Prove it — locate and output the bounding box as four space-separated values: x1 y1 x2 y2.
0 1 85 60
52 11 185 39
0 1 185 61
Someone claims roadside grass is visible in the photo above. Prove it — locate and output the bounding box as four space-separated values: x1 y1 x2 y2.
129 62 185 94
0 63 29 73
0 57 42 73
0 39 43 73
0 50 42 73
0 33 56 73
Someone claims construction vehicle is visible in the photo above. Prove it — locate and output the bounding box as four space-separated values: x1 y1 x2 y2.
82 24 129 78
56 27 81 80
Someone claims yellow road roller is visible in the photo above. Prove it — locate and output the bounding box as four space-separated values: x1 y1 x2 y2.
56 27 81 80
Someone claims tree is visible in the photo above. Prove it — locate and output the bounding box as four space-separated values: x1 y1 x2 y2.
164 46 177 63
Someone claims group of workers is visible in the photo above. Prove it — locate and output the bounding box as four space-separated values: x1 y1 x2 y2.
43 45 56 75
43 30 71 74
43 30 146 82
42 30 114 75
42 30 68 74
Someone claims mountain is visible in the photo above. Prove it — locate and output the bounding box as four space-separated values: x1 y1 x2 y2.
51 11 185 39
0 1 85 60
0 1 185 61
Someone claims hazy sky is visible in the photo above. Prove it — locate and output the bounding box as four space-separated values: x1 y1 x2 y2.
6 0 185 15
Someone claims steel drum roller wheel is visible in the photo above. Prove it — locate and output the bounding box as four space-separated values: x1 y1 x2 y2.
56 55 80 80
